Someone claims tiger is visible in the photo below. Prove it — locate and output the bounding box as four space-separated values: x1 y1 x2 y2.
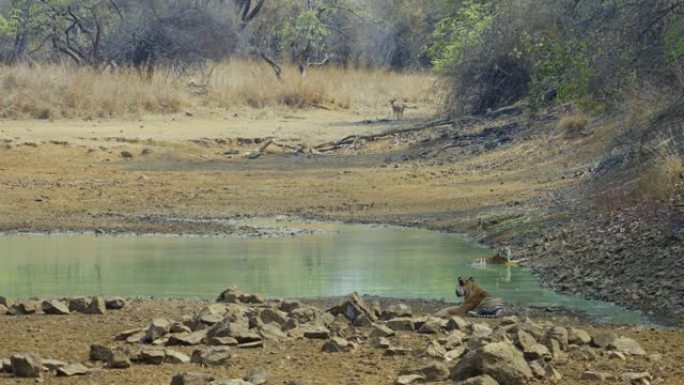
472 246 517 266
435 277 505 318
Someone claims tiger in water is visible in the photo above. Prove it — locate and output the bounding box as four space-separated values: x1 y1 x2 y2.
435 277 506 318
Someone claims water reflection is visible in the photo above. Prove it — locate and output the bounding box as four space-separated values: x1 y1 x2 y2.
0 221 649 324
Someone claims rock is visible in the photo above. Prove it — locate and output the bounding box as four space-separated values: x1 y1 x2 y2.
68 297 92 313
105 297 126 310
417 318 443 334
1 358 11 373
647 353 662 362
470 323 493 339
370 324 395 338
88 296 107 314
107 350 131 369
42 359 67 371
280 300 301 313
244 368 269 385
216 288 264 304
608 350 627 360
544 365 562 382
592 332 618 349
441 330 467 349
404 361 450 381
568 327 591 345
208 321 261 344
172 323 193 334
166 351 191 364
191 347 232 367
14 300 41 315
115 328 144 341
140 348 166 365
610 337 646 356
352 314 374 327
260 308 288 326
545 338 564 360
424 340 447 359
0 304 7 315
445 346 467 361
581 371 610 381
328 292 377 323
210 380 253 385
208 336 239 346
515 329 538 352
169 330 208 346
126 331 146 344
524 344 551 360
322 337 354 353
90 344 114 362
527 360 545 379
395 374 425 385
454 374 500 385
385 345 411 356
545 326 568 349
56 363 90 377
200 313 224 326
258 323 288 341
170 372 215 385
41 299 70 315
370 337 391 349
450 342 532 385
302 325 331 339
147 318 172 341
0 296 14 308
445 316 468 331
386 317 415 332
501 316 518 325
238 341 263 349
121 151 133 158
290 306 320 323
381 304 413 320
11 353 42 378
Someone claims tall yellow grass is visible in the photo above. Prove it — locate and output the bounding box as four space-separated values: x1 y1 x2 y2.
0 61 439 120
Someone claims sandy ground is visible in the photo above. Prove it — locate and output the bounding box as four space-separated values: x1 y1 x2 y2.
0 106 683 384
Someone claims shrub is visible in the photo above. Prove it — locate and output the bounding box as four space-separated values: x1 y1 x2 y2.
559 113 589 137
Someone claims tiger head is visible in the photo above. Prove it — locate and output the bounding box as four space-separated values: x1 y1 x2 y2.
455 276 476 298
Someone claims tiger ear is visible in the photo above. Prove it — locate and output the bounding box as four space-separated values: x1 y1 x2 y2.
469 277 475 282
458 277 465 285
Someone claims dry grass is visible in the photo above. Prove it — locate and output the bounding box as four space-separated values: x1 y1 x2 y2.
558 112 589 137
0 61 439 120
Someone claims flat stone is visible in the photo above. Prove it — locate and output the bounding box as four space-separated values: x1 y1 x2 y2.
280 300 301 313
568 327 592 345
42 359 67 371
171 323 193 334
370 337 391 349
621 372 651 383
470 323 493 338
592 332 618 349
302 325 331 339
610 337 646 356
0 304 7 315
208 336 239 346
417 318 443 334
41 300 70 315
454 374 500 385
322 337 354 353
395 374 425 385
385 345 411 356
88 296 107 314
147 318 172 341
524 343 551 360
11 353 42 378
56 363 90 377
445 316 468 331
404 361 449 381
115 328 144 341
386 317 415 332
191 346 232 366
140 348 166 365
608 351 627 360
170 372 215 385
370 324 395 338
382 304 413 320
260 308 288 326
352 314 374 327
424 340 447 359
166 350 191 364
581 371 610 381
441 330 466 349
258 323 288 341
210 380 253 385
14 300 41 315
445 346 467 361
126 331 146 344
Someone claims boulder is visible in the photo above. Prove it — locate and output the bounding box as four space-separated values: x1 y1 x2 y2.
568 327 591 345
454 375 500 385
352 314 374 327
56 363 90 377
370 337 391 349
610 337 646 356
591 332 618 349
395 374 425 385
1 358 11 373
259 308 288 326
244 368 269 385
41 299 70 315
544 326 568 349
322 337 354 353
370 324 395 338
289 306 321 323
417 318 444 334
170 372 215 385
280 300 301 313
191 347 232 367
105 297 126 310
90 344 114 362
0 296 14 308
386 317 415 332
445 316 468 331
11 353 42 378
88 296 107 314
302 325 331 340
445 346 467 361
258 323 288 341
147 318 172 341
14 300 41 315
68 297 92 313
166 351 191 364
169 330 208 346
208 336 239 346
0 304 7 315
107 350 131 369
470 323 493 339
450 342 532 385
381 304 413 320
139 348 166 365
524 344 551 360
424 340 447 359
328 292 377 323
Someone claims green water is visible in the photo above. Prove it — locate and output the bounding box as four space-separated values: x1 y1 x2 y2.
0 220 649 324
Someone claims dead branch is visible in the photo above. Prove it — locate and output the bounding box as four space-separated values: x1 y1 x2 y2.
260 53 282 80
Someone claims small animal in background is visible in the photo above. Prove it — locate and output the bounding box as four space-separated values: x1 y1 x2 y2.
389 99 406 120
